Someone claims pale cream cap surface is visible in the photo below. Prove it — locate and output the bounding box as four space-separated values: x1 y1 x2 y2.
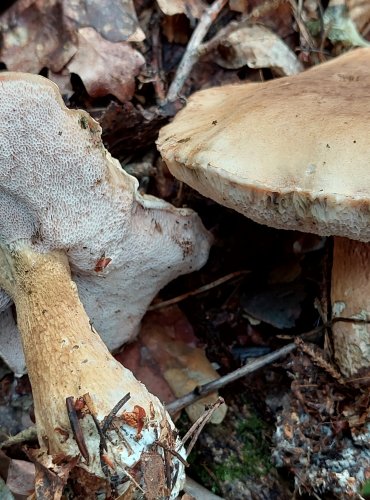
158 48 370 241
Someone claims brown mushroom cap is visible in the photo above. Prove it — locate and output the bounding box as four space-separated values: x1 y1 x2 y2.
158 48 370 242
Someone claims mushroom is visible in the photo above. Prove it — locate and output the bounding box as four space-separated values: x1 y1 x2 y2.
157 48 370 377
0 73 211 376
0 72 211 496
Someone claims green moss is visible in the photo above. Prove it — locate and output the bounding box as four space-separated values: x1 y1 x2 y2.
185 407 273 496
213 414 272 481
361 479 370 498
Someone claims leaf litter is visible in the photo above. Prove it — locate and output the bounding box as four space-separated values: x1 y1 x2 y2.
0 0 369 498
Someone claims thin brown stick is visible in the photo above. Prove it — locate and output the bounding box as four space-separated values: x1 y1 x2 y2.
289 0 318 59
149 270 249 311
102 392 131 435
83 392 107 451
155 440 189 467
66 396 89 464
151 13 166 105
166 343 296 415
167 318 369 415
180 397 224 456
166 0 228 102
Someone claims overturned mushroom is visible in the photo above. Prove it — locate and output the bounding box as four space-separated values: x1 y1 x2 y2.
0 74 210 376
158 48 370 377
0 73 211 496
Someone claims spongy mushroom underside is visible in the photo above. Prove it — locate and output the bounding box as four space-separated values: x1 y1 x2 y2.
157 48 370 242
0 73 211 374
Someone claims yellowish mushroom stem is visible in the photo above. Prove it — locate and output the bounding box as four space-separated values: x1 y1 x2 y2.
331 237 370 377
0 244 185 497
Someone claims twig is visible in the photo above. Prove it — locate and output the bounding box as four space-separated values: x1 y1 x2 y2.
66 396 89 465
102 392 131 435
155 440 189 467
166 0 228 102
199 0 287 57
180 397 224 456
166 343 297 415
289 0 319 59
83 392 107 451
151 13 166 105
166 318 368 415
295 338 345 384
149 270 249 311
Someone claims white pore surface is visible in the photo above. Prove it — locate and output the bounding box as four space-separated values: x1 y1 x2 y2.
0 74 211 374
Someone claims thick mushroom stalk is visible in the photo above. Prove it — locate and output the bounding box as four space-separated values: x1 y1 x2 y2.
331 237 370 376
0 243 185 497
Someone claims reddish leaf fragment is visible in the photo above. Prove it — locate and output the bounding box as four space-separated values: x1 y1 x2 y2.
101 454 115 471
121 405 146 436
94 256 112 273
74 396 88 414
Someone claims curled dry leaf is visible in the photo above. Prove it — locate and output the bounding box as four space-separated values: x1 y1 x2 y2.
117 306 227 423
156 0 206 18
309 3 370 47
0 0 144 74
0 0 77 73
215 24 303 76
47 70 74 100
68 27 145 102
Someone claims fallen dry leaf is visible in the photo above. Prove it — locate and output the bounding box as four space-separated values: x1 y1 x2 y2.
47 70 74 100
0 0 77 73
117 306 227 423
26 449 78 500
6 459 35 498
0 0 144 74
215 24 303 76
162 14 192 44
63 0 144 42
67 27 144 102
156 0 205 18
141 307 227 424
241 283 307 329
116 342 175 404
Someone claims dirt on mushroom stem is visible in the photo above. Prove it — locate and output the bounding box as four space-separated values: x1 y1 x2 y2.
0 243 186 498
